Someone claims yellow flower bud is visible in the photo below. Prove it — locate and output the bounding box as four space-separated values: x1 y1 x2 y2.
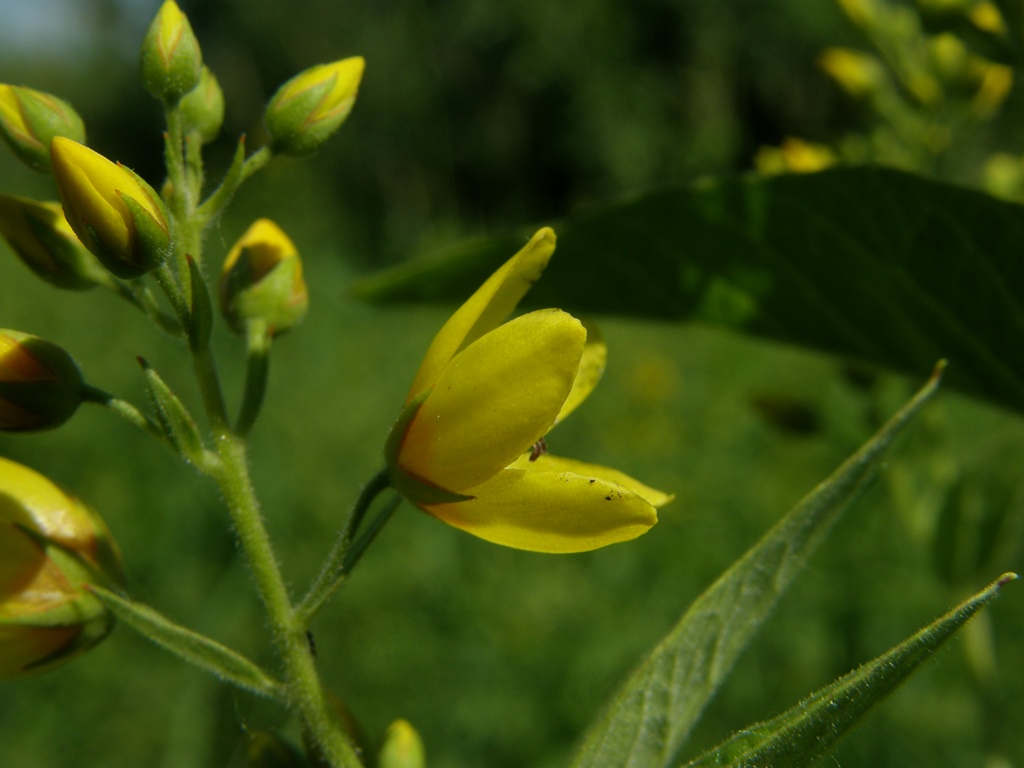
0 329 85 432
140 0 203 103
755 137 836 176
50 137 170 278
180 66 224 144
0 194 104 290
969 60 1013 117
819 48 884 99
970 2 1007 35
0 457 122 678
264 57 365 156
219 219 308 336
379 720 425 768
0 84 85 173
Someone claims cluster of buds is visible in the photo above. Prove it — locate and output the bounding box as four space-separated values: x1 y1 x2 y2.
0 457 122 678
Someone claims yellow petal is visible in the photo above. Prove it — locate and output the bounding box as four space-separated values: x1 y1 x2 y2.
553 320 606 426
406 227 556 401
398 309 584 493
423 466 659 553
0 457 95 554
511 453 674 507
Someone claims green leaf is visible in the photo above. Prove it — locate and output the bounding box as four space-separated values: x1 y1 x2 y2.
186 254 213 353
682 573 1018 768
355 168 1024 416
139 358 209 468
569 365 944 768
88 585 285 700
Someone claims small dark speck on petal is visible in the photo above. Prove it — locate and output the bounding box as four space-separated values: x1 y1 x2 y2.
604 496 612 501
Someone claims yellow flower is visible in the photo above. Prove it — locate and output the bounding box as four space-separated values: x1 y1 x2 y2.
219 218 308 336
265 57 365 155
50 137 170 278
386 227 670 553
0 457 122 677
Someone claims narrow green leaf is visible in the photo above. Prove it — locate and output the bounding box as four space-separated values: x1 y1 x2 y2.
682 573 1018 768
570 364 945 768
139 358 208 467
88 585 285 700
355 168 1024 416
187 254 213 353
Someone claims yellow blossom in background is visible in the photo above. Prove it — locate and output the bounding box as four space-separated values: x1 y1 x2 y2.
819 48 884 99
756 138 836 176
970 60 1013 117
970 2 1007 34
386 227 670 553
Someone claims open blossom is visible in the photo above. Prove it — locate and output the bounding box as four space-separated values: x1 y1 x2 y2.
386 227 671 553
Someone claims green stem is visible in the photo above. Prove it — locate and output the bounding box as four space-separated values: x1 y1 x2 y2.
342 494 402 578
236 320 271 437
196 144 273 226
212 433 363 768
115 280 183 337
81 385 164 439
297 468 393 625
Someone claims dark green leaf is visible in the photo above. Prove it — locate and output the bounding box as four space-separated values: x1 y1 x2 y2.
355 168 1024 415
89 585 285 700
569 366 944 768
682 573 1017 768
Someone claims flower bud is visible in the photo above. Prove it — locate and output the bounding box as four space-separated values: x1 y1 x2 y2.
219 219 308 336
139 0 202 103
818 48 884 99
0 194 105 290
264 57 365 156
0 329 85 432
50 137 171 278
378 720 425 768
180 66 224 144
0 456 122 678
0 85 85 173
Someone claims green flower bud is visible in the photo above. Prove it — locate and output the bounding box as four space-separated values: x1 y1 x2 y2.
0 329 85 432
0 194 105 290
264 57 365 156
50 137 171 279
219 219 308 336
0 84 86 173
180 66 224 144
140 0 203 103
0 456 122 678
379 720 426 768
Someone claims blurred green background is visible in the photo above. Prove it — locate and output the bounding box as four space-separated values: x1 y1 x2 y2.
3 0 1024 766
